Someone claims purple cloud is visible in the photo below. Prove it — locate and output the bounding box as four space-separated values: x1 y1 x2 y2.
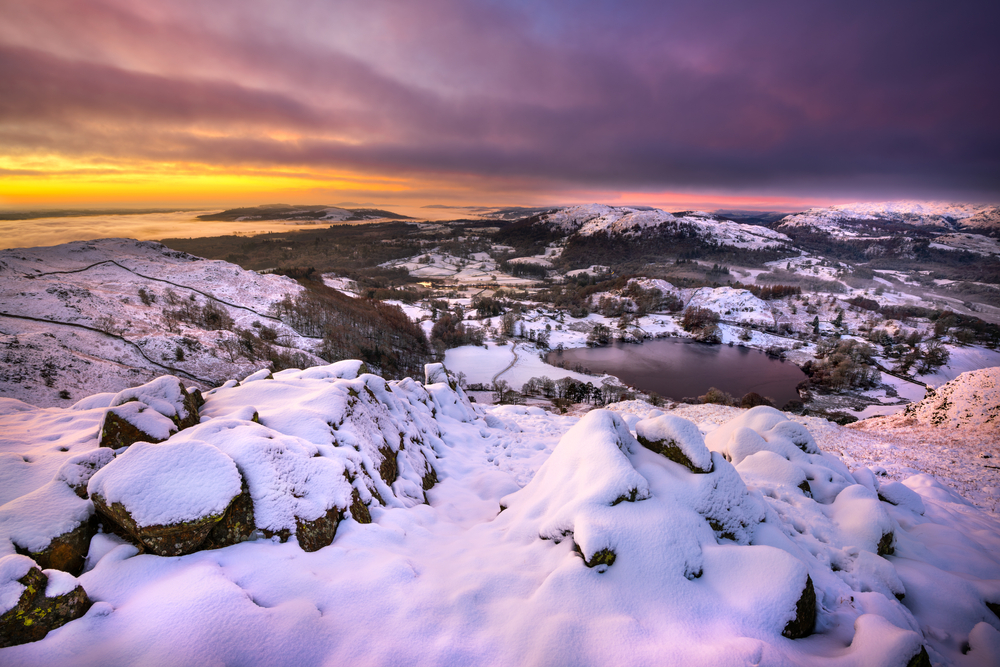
1 0 997 200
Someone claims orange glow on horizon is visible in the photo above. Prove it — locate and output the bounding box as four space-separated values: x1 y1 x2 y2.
1 155 829 213
0 156 415 208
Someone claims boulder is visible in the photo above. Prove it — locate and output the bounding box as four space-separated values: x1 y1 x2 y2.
424 362 451 387
166 419 354 552
635 414 713 473
294 506 341 552
15 518 96 576
54 449 115 499
200 481 256 551
109 375 201 430
93 498 232 557
782 575 816 639
0 556 90 648
88 440 243 556
98 402 176 449
0 480 98 576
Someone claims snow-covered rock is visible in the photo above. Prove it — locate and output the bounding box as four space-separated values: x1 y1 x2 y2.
635 413 713 472
0 555 90 648
88 440 243 556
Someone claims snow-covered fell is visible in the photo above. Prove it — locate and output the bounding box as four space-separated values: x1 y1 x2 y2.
776 201 1000 237
539 204 793 249
0 239 322 407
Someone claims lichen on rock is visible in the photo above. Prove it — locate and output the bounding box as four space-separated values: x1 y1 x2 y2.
0 555 90 648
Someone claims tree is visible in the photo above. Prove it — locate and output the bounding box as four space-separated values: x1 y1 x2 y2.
918 340 949 374
812 316 820 335
681 306 721 343
587 323 612 346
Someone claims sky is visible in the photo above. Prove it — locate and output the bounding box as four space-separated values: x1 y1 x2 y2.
1 0 999 213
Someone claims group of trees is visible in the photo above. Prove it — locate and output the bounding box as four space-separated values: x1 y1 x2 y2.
518 375 635 406
430 311 485 353
497 259 549 279
164 299 234 333
271 281 431 379
680 306 722 343
802 339 880 391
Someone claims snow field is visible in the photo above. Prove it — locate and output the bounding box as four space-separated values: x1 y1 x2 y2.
0 366 998 665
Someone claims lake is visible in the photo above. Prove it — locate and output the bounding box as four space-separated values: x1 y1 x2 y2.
546 338 807 407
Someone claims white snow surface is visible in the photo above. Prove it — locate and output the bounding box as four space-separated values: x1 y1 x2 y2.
0 370 999 666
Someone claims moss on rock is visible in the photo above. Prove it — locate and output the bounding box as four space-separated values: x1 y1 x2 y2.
0 565 91 648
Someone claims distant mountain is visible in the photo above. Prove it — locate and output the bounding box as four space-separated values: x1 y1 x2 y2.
774 201 1000 238
198 204 411 222
528 204 793 250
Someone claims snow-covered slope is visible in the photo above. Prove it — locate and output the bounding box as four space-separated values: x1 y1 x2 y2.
1 367 999 665
539 204 793 249
881 366 1000 431
0 239 321 407
776 201 1000 237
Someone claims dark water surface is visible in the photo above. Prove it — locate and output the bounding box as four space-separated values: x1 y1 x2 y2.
547 338 806 406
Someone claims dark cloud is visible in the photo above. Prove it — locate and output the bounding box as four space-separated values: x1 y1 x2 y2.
1 0 998 200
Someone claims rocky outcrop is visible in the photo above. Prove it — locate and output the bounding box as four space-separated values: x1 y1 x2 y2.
0 556 90 648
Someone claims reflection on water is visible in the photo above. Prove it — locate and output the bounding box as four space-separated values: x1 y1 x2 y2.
547 338 806 407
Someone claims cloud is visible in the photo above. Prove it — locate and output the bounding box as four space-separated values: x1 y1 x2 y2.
1 0 998 202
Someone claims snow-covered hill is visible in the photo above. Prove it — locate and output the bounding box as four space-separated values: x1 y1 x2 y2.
775 201 1000 238
878 366 1000 431
1 365 999 664
538 204 794 249
0 239 322 407
686 286 774 326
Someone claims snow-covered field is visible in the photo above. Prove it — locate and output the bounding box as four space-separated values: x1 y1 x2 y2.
1 364 999 665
